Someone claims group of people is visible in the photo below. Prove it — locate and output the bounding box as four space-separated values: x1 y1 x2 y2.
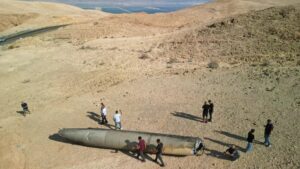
100 102 122 130
245 119 274 152
99 102 165 167
136 136 165 167
223 120 274 161
20 100 274 165
99 100 275 163
201 100 274 161
202 100 214 123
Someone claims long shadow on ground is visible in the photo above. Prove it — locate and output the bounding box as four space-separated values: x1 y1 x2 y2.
215 130 246 141
86 111 114 129
16 111 26 117
205 148 235 161
171 111 205 122
215 130 264 145
112 150 156 163
204 137 246 153
86 111 101 124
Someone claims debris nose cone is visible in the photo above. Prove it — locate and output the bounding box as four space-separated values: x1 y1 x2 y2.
58 128 65 137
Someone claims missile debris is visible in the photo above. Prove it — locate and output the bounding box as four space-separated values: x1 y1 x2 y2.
58 128 204 156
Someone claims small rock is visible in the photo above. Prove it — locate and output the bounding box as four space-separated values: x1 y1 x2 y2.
266 86 275 91
22 79 31 83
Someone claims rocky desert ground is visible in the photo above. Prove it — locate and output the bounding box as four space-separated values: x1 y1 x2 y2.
0 0 299 169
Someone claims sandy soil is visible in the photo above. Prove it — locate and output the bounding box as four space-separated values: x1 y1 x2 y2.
0 0 299 169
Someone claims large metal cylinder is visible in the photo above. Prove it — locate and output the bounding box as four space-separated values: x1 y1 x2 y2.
58 128 203 156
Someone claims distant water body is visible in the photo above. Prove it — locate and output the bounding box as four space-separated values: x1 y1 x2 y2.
32 0 211 14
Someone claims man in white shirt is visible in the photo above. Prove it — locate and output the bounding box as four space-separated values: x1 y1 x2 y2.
113 110 122 130
100 103 108 124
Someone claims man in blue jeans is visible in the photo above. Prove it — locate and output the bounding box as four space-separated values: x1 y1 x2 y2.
246 129 255 152
264 119 274 147
154 139 165 167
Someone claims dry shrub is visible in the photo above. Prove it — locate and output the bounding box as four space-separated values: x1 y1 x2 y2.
79 46 97 50
108 47 118 50
261 59 270 67
22 79 30 83
8 45 20 49
207 60 219 69
139 53 149 60
166 64 172 68
167 58 178 64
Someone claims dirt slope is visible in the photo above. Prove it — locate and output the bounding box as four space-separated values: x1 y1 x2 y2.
0 0 108 36
0 1 299 169
157 5 300 65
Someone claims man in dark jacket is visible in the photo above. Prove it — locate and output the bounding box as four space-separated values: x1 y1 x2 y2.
154 139 165 167
21 101 30 115
208 100 214 122
246 129 255 152
264 119 274 147
202 102 209 123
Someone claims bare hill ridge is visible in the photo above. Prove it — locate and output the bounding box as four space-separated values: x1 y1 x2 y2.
0 1 299 169
0 0 107 36
1 0 299 38
157 5 300 66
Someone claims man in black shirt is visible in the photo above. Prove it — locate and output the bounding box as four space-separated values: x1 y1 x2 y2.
202 102 209 123
264 119 274 147
246 129 255 152
154 139 165 167
224 145 240 161
208 100 214 122
21 101 30 115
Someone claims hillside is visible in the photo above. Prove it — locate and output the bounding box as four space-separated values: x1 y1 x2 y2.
157 5 300 66
0 1 299 169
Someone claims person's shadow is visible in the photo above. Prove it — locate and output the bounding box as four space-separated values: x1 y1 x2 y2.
86 111 100 124
204 137 246 152
214 130 246 141
214 130 264 145
205 148 234 161
112 139 156 163
86 111 114 129
171 111 205 122
16 110 30 117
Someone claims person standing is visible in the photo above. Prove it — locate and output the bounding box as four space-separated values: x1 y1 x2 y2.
208 100 214 122
21 101 30 115
136 136 146 162
246 129 255 152
113 110 122 130
264 119 274 147
202 101 209 123
154 139 165 167
100 103 108 124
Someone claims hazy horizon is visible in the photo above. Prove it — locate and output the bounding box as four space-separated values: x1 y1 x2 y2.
28 0 210 13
